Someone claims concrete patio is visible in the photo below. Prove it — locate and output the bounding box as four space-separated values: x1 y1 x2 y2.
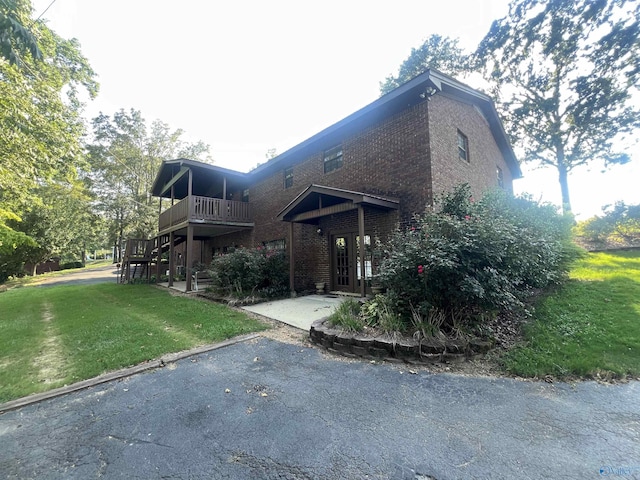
242 294 346 330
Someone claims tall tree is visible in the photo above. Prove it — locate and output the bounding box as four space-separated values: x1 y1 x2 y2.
10 180 100 273
87 109 212 260
0 0 98 214
476 0 640 214
379 34 470 95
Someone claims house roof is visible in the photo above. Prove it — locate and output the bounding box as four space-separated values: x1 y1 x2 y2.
151 158 249 198
251 68 521 180
152 69 521 199
277 184 399 223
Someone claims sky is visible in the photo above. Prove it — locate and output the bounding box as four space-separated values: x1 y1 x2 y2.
32 0 640 220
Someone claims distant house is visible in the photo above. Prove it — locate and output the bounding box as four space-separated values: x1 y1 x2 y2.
127 69 521 295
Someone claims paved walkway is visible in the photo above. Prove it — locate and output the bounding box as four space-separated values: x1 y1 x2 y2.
242 294 346 330
1 337 637 479
31 264 119 287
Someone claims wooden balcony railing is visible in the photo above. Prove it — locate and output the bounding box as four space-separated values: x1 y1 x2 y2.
159 195 252 231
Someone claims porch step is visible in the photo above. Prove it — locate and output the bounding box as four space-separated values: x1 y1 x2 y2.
328 291 362 298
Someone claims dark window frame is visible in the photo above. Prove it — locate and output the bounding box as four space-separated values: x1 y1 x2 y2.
284 167 293 189
242 188 249 203
323 145 343 174
457 130 469 162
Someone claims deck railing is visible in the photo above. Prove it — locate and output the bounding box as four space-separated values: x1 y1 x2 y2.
159 195 251 231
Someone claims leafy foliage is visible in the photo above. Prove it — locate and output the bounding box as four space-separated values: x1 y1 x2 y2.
208 247 289 299
8 181 102 272
0 0 98 214
86 109 212 260
328 299 365 332
476 0 640 213
379 34 470 95
377 184 580 332
575 201 640 248
0 0 41 66
0 220 38 282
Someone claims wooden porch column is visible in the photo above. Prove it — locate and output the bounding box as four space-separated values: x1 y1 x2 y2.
185 225 194 292
289 221 295 297
358 205 366 298
155 236 162 284
168 231 175 287
222 176 227 200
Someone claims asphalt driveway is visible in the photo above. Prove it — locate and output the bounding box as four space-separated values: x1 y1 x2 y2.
33 264 119 287
1 337 638 479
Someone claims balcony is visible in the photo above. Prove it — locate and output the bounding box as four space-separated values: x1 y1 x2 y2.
159 195 252 232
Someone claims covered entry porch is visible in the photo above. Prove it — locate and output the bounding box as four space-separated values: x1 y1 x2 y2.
277 184 399 297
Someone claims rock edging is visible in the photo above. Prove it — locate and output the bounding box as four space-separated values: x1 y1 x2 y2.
310 319 492 364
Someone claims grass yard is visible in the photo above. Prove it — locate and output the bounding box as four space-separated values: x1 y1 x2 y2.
0 284 267 403
504 250 640 379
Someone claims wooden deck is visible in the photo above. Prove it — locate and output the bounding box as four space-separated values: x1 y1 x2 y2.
159 196 251 231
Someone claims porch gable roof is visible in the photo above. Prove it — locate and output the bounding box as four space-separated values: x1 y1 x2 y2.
277 184 399 223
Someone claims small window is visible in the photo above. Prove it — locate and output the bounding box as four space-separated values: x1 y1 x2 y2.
284 167 293 189
497 166 504 188
323 145 343 174
264 239 286 251
242 189 249 202
457 130 469 162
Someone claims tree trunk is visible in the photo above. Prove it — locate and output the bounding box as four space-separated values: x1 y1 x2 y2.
555 142 572 215
558 163 572 215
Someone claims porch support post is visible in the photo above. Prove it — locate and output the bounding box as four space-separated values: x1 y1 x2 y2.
168 231 175 287
185 225 194 292
288 221 295 297
156 236 161 284
222 176 227 200
358 205 366 298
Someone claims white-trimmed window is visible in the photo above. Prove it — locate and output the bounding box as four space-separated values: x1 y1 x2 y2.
457 130 469 162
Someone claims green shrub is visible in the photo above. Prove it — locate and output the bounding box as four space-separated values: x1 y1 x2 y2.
60 261 84 270
361 293 405 334
208 247 289 298
0 223 38 283
328 299 365 332
378 184 581 331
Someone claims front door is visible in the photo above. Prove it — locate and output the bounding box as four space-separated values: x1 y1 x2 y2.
331 232 372 293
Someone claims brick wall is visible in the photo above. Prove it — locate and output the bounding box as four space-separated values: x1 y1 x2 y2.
197 93 514 293
427 94 513 201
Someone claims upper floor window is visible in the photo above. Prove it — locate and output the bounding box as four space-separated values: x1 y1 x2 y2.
323 145 343 174
242 189 249 202
284 167 293 189
497 166 504 188
457 130 469 162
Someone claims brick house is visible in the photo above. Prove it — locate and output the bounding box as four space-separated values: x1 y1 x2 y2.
147 69 521 295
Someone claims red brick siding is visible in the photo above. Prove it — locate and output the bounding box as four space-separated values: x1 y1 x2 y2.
192 94 514 293
427 94 513 201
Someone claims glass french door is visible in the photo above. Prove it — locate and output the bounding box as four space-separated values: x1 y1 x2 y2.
331 233 372 293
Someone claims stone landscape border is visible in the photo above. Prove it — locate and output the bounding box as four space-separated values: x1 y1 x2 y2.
310 319 492 364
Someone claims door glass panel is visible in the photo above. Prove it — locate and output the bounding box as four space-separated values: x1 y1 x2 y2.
356 235 372 284
335 236 350 287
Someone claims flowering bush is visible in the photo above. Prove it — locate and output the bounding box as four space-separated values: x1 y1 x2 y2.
208 247 289 298
378 184 581 331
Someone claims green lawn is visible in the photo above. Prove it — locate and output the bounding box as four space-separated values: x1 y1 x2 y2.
504 250 640 379
0 284 267 403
